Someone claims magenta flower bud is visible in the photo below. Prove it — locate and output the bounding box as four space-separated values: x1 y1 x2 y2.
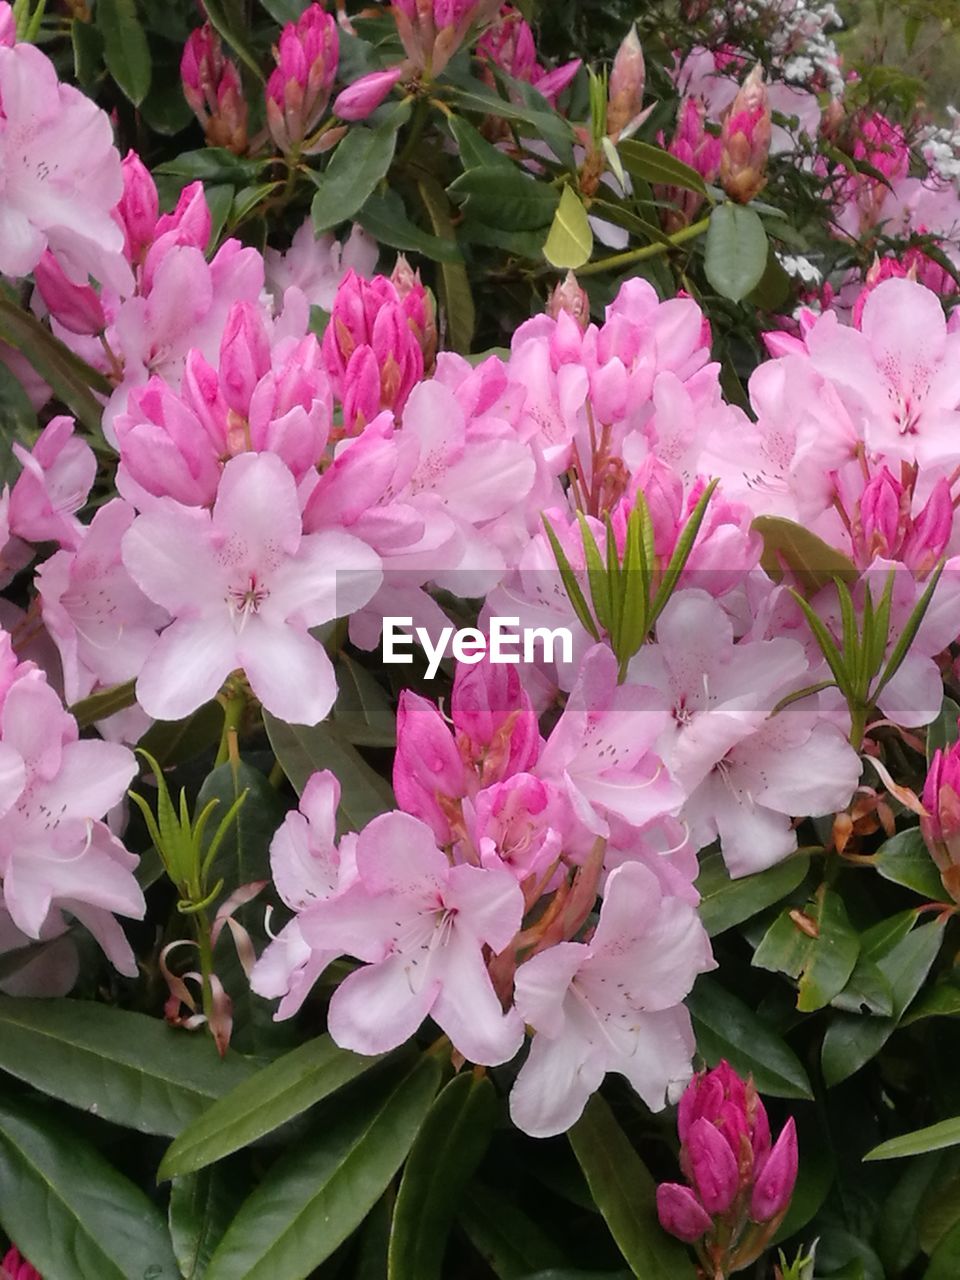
750 1116 798 1223
452 658 540 783
902 477 952 574
719 64 771 204
266 4 339 152
394 691 467 843
219 302 272 416
392 256 438 369
116 150 159 263
0 3 14 47
181 24 248 152
153 181 211 253
658 97 721 231
857 465 904 566
686 1116 740 1215
342 343 382 435
2 1245 43 1280
371 305 423 414
477 6 537 82
921 741 960 900
656 1183 713 1243
33 250 106 336
607 24 645 139
333 66 405 122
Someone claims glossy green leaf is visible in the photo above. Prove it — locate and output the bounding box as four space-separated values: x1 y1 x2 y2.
704 203 769 302
388 1072 497 1280
311 115 406 234
448 114 517 171
866 1116 960 1162
873 827 944 899
159 1035 385 1180
568 1094 697 1279
687 977 814 1099
332 654 396 747
358 188 461 263
205 1054 441 1279
830 952 894 1017
902 976 960 1026
618 139 709 195
544 185 594 269
458 1182 568 1279
0 997 254 1136
821 919 945 1086
155 149 264 185
446 80 576 144
752 515 858 596
169 1166 248 1279
197 760 284 896
448 167 560 231
696 850 810 936
418 175 476 354
795 886 860 1013
928 697 960 763
97 0 151 104
0 1097 179 1279
0 295 110 437
264 712 394 833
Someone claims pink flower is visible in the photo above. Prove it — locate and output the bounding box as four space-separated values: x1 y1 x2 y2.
264 219 378 313
33 250 106 336
301 810 526 1065
121 452 381 724
2 1246 42 1280
115 150 159 264
266 3 339 152
333 66 405 122
0 40 129 291
0 652 143 975
509 861 712 1137
250 770 358 1018
921 738 960 900
750 1117 798 1222
393 690 467 843
8 417 96 552
451 656 541 785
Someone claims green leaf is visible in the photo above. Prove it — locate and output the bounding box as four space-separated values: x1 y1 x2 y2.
752 515 857 596
0 1097 180 1279
704 203 770 303
0 997 254 1137
418 175 476 354
96 0 151 104
873 827 944 899
448 114 517 171
0 349 36 485
902 976 960 1026
448 167 560 231
568 1094 697 1280
617 139 709 196
544 185 594 270
0 295 111 438
69 678 138 728
388 1072 497 1280
458 1182 568 1279
205 1054 441 1279
446 80 576 145
925 1217 960 1280
159 1035 385 1180
311 114 406 234
264 712 394 834
332 654 396 747
795 886 860 1013
155 149 265 185
357 188 462 263
72 17 104 91
696 851 810 936
866 1116 960 1162
830 952 894 1017
687 976 813 1099
200 0 265 81
169 1167 248 1279
821 919 946 1086
197 760 285 896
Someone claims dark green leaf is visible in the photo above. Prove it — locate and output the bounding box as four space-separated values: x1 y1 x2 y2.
139 701 225 766
0 1097 179 1279
155 149 264 185
458 1182 568 1279
311 115 407 234
704 203 770 303
821 919 946 1086
388 1073 497 1280
170 1166 248 1279
795 886 860 1013
197 760 285 896
830 952 893 1017
446 80 576 145
357 188 463 263
873 827 944 899
752 515 857 596
159 1035 385 1179
696 850 809 936
688 976 813 1099
902 975 960 1026
0 345 37 486
0 996 254 1136
205 1054 441 1279
418 175 476 353
448 114 517 171
568 1094 697 1279
928 698 960 763
97 0 152 104
201 0 265 80
71 17 104 91
69 678 138 729
924 1216 960 1279
264 712 394 834
448 167 560 231
332 654 396 747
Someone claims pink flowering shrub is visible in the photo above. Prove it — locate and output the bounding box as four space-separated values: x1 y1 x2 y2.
0 0 957 1275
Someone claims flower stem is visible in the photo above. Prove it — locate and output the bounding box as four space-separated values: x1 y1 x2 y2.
576 216 711 277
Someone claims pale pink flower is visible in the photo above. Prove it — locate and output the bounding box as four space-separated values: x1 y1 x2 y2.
121 452 381 724
264 219 378 313
509 861 713 1137
8 417 96 552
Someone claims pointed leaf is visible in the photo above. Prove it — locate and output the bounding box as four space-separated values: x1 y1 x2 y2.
97 0 151 104
205 1054 441 1279
873 827 944 899
357 188 462 263
0 1097 179 1279
866 1117 960 1163
752 515 857 596
0 997 254 1137
795 886 861 1013
159 1035 386 1180
458 1182 567 1278
311 112 408 234
697 851 810 937
704 203 769 303
170 1166 249 1279
544 185 594 270
568 1094 697 1280
617 139 709 196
